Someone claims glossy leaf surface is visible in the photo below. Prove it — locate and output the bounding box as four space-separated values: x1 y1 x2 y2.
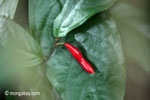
46 13 125 100
53 0 117 37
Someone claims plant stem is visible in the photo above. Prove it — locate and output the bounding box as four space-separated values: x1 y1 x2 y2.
56 42 65 46
35 38 58 91
43 38 57 67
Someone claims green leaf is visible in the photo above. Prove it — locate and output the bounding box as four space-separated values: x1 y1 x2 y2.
29 0 64 57
53 0 117 37
0 16 58 100
0 16 43 68
28 1 65 99
46 12 125 100
0 0 18 19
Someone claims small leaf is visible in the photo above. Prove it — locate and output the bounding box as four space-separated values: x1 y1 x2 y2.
46 12 125 100
53 0 117 37
0 0 18 19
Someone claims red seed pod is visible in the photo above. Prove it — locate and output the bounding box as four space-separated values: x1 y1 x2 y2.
65 43 95 74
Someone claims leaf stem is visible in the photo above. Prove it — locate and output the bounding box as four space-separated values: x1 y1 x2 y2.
56 42 65 46
35 38 58 91
44 38 57 66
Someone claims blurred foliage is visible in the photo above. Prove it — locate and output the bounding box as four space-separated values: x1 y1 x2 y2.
0 1 60 100
111 0 150 100
0 0 18 19
111 0 150 72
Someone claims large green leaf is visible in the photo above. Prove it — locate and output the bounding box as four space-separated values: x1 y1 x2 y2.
29 0 64 57
53 0 117 37
46 12 125 100
0 16 43 68
0 16 43 84
0 16 58 100
0 0 18 19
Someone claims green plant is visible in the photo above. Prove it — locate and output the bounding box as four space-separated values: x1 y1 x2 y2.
0 0 125 100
